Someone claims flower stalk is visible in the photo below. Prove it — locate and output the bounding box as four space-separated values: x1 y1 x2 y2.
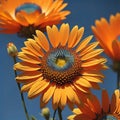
13 56 30 120
117 71 120 89
53 109 57 120
112 61 120 89
7 42 30 120
58 107 62 120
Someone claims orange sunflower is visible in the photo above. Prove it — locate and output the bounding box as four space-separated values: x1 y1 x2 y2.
91 13 120 63
0 0 70 38
14 23 107 110
67 89 120 120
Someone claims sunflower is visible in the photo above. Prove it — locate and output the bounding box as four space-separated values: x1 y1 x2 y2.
0 0 70 38
14 23 107 110
67 89 120 120
91 13 120 64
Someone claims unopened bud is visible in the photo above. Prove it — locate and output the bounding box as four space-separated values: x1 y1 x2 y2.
7 42 18 57
41 107 50 120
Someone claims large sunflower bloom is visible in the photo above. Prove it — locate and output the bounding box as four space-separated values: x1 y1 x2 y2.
67 89 120 120
14 23 107 110
0 0 70 38
91 13 120 62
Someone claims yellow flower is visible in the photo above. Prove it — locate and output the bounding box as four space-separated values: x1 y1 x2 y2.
14 23 107 110
91 13 120 62
0 0 70 38
67 89 120 120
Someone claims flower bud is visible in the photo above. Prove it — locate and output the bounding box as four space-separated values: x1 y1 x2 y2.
41 107 50 120
7 42 18 57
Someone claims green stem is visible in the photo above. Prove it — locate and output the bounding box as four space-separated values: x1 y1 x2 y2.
58 107 62 120
53 109 57 120
117 71 120 89
13 57 30 120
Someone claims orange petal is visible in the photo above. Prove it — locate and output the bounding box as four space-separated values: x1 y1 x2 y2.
75 77 92 88
72 27 84 48
82 76 103 83
16 71 42 82
112 40 120 61
80 42 99 56
102 89 110 113
14 62 40 71
68 25 78 48
36 30 50 51
24 39 44 57
42 83 56 103
18 52 41 64
110 89 120 113
59 87 67 109
60 23 69 46
52 86 62 110
65 85 76 103
88 94 101 114
81 58 106 67
81 49 103 60
73 82 90 93
21 79 38 92
76 35 93 53
28 79 50 99
47 25 60 48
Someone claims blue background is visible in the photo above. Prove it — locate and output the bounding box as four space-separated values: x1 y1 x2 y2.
1 0 120 120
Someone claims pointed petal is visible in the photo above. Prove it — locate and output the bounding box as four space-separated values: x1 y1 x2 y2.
80 42 99 56
102 89 110 113
76 35 93 52
36 30 50 51
73 27 84 47
81 49 103 60
110 89 120 113
75 77 92 88
52 86 62 110
16 71 42 82
82 76 103 83
59 87 67 109
21 80 38 92
42 83 56 103
14 62 40 71
18 52 41 64
68 25 78 48
28 79 50 99
81 58 106 67
47 25 60 48
60 23 69 46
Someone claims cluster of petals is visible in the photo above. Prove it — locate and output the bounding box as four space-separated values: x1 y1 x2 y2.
92 13 120 61
68 89 120 120
0 0 70 37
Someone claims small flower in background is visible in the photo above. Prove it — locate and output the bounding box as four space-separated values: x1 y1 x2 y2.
7 42 18 57
91 13 120 71
14 23 107 110
0 0 70 38
67 89 120 120
41 107 50 120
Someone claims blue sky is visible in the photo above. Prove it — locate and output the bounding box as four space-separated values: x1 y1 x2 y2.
0 0 120 120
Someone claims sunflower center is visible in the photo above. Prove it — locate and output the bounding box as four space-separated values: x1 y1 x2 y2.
56 58 67 68
15 3 42 14
40 48 82 85
47 49 74 71
99 114 117 120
